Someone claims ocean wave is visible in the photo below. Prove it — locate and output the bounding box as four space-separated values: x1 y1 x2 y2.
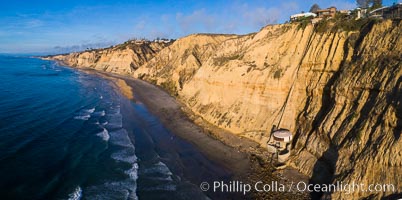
74 115 90 120
143 184 177 191
125 163 139 180
111 148 137 163
93 110 105 117
68 186 82 200
105 114 123 129
142 161 173 176
83 108 95 113
147 175 173 181
109 129 133 148
108 105 121 114
96 128 110 141
84 181 137 200
74 108 96 120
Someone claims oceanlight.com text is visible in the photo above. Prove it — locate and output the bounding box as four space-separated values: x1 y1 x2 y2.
199 181 397 195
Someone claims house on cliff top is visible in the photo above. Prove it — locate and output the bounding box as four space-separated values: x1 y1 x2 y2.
369 3 402 19
290 6 338 24
290 12 317 21
316 6 337 18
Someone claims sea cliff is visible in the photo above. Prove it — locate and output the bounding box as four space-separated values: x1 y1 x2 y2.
45 20 401 199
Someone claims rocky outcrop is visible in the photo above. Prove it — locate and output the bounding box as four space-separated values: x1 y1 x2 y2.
46 20 401 199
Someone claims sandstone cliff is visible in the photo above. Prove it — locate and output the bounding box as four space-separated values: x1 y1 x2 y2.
45 41 170 75
47 20 401 199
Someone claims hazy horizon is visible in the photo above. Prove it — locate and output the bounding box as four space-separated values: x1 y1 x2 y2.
1 0 400 54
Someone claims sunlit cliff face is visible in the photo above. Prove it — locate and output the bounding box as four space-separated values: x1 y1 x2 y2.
48 20 401 199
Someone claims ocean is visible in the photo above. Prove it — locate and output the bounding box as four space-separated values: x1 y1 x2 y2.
0 55 233 200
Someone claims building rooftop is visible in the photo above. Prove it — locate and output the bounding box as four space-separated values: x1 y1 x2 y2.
273 129 292 139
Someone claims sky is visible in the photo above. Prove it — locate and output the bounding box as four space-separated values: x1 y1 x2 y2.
0 0 400 54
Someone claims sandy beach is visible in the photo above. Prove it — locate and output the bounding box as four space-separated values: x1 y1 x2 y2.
98 71 250 175
69 67 310 199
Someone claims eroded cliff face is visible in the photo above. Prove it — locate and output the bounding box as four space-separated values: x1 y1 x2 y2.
47 42 169 75
134 21 401 199
47 20 401 199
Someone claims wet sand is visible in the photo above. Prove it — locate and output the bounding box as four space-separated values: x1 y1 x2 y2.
97 71 250 177
59 66 310 199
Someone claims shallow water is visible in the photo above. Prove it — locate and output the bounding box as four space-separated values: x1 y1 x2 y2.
0 55 234 200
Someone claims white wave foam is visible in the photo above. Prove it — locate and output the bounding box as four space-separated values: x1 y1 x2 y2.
83 108 95 113
74 115 90 120
147 175 173 181
84 181 137 200
125 163 139 180
143 184 176 191
142 161 173 176
93 110 105 117
74 108 96 120
111 148 137 163
106 114 123 129
108 105 121 114
96 128 110 141
68 186 82 200
83 126 139 200
109 129 133 148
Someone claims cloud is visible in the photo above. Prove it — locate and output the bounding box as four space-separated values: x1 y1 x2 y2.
24 19 44 28
52 34 118 53
53 40 116 53
312 0 357 10
0 16 45 31
243 7 282 27
326 0 356 10
1 0 371 54
134 20 146 31
149 29 170 39
283 1 300 11
176 9 217 33
234 1 300 28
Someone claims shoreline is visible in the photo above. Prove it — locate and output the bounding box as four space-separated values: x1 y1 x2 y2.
92 69 251 176
48 61 310 199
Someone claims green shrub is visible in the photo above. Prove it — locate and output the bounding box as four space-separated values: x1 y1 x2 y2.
160 80 178 96
213 54 242 66
315 19 329 33
315 15 379 33
296 16 314 30
273 69 282 79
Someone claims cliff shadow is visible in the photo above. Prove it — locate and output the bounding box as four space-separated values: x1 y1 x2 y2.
309 145 339 200
381 192 402 200
392 76 401 140
351 20 376 61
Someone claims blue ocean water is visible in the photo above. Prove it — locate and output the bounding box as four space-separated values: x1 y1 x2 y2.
0 55 232 200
